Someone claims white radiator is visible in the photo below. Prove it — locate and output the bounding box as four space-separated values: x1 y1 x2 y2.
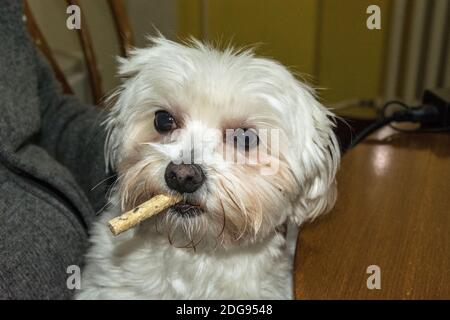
384 0 450 105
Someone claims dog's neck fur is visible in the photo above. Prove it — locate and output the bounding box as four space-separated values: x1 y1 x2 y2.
78 205 294 299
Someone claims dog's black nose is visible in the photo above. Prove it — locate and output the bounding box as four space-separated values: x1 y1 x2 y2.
164 162 205 193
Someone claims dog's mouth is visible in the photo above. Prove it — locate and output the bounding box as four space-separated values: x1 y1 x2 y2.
171 202 204 217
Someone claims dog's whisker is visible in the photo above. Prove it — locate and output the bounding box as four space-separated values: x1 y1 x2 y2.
95 198 114 216
91 174 117 192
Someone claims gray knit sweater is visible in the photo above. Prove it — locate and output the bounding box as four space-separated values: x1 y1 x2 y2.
0 1 108 299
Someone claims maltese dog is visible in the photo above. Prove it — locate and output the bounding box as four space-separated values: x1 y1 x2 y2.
77 37 340 299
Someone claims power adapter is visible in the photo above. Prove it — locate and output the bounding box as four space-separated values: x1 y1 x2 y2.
422 88 450 128
347 88 450 151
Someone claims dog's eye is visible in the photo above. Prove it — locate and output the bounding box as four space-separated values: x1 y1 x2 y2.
154 111 177 133
233 128 259 151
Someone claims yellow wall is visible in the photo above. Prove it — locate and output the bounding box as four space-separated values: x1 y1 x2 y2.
177 0 203 39
177 0 392 119
205 0 319 77
318 0 391 106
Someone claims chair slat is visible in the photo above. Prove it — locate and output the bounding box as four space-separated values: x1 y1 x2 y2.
24 0 73 94
67 0 103 105
108 0 134 57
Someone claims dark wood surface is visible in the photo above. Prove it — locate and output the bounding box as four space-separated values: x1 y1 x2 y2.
294 126 450 299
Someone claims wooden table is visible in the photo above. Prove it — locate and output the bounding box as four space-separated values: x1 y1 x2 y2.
294 126 450 299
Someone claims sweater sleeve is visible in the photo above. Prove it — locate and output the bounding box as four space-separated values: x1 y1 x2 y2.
35 52 111 213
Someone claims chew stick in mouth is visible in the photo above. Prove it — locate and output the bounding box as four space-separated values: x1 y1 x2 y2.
108 194 182 236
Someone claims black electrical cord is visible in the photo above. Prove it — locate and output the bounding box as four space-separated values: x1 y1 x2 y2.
381 100 409 118
347 100 447 151
347 116 393 150
386 101 450 133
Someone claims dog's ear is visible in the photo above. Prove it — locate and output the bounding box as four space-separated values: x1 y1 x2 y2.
103 36 170 171
288 85 341 226
291 172 338 226
102 49 151 171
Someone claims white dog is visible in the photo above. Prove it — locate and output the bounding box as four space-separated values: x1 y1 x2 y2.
77 37 340 299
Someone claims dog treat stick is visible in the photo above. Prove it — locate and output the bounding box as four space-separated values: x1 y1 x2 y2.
108 194 182 236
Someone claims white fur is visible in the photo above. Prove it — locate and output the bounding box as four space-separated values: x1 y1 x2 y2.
77 37 340 300
78 203 293 299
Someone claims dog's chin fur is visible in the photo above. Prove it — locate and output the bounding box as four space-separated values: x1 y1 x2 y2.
77 37 340 299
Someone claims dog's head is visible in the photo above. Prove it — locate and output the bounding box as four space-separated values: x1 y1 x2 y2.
105 37 340 248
